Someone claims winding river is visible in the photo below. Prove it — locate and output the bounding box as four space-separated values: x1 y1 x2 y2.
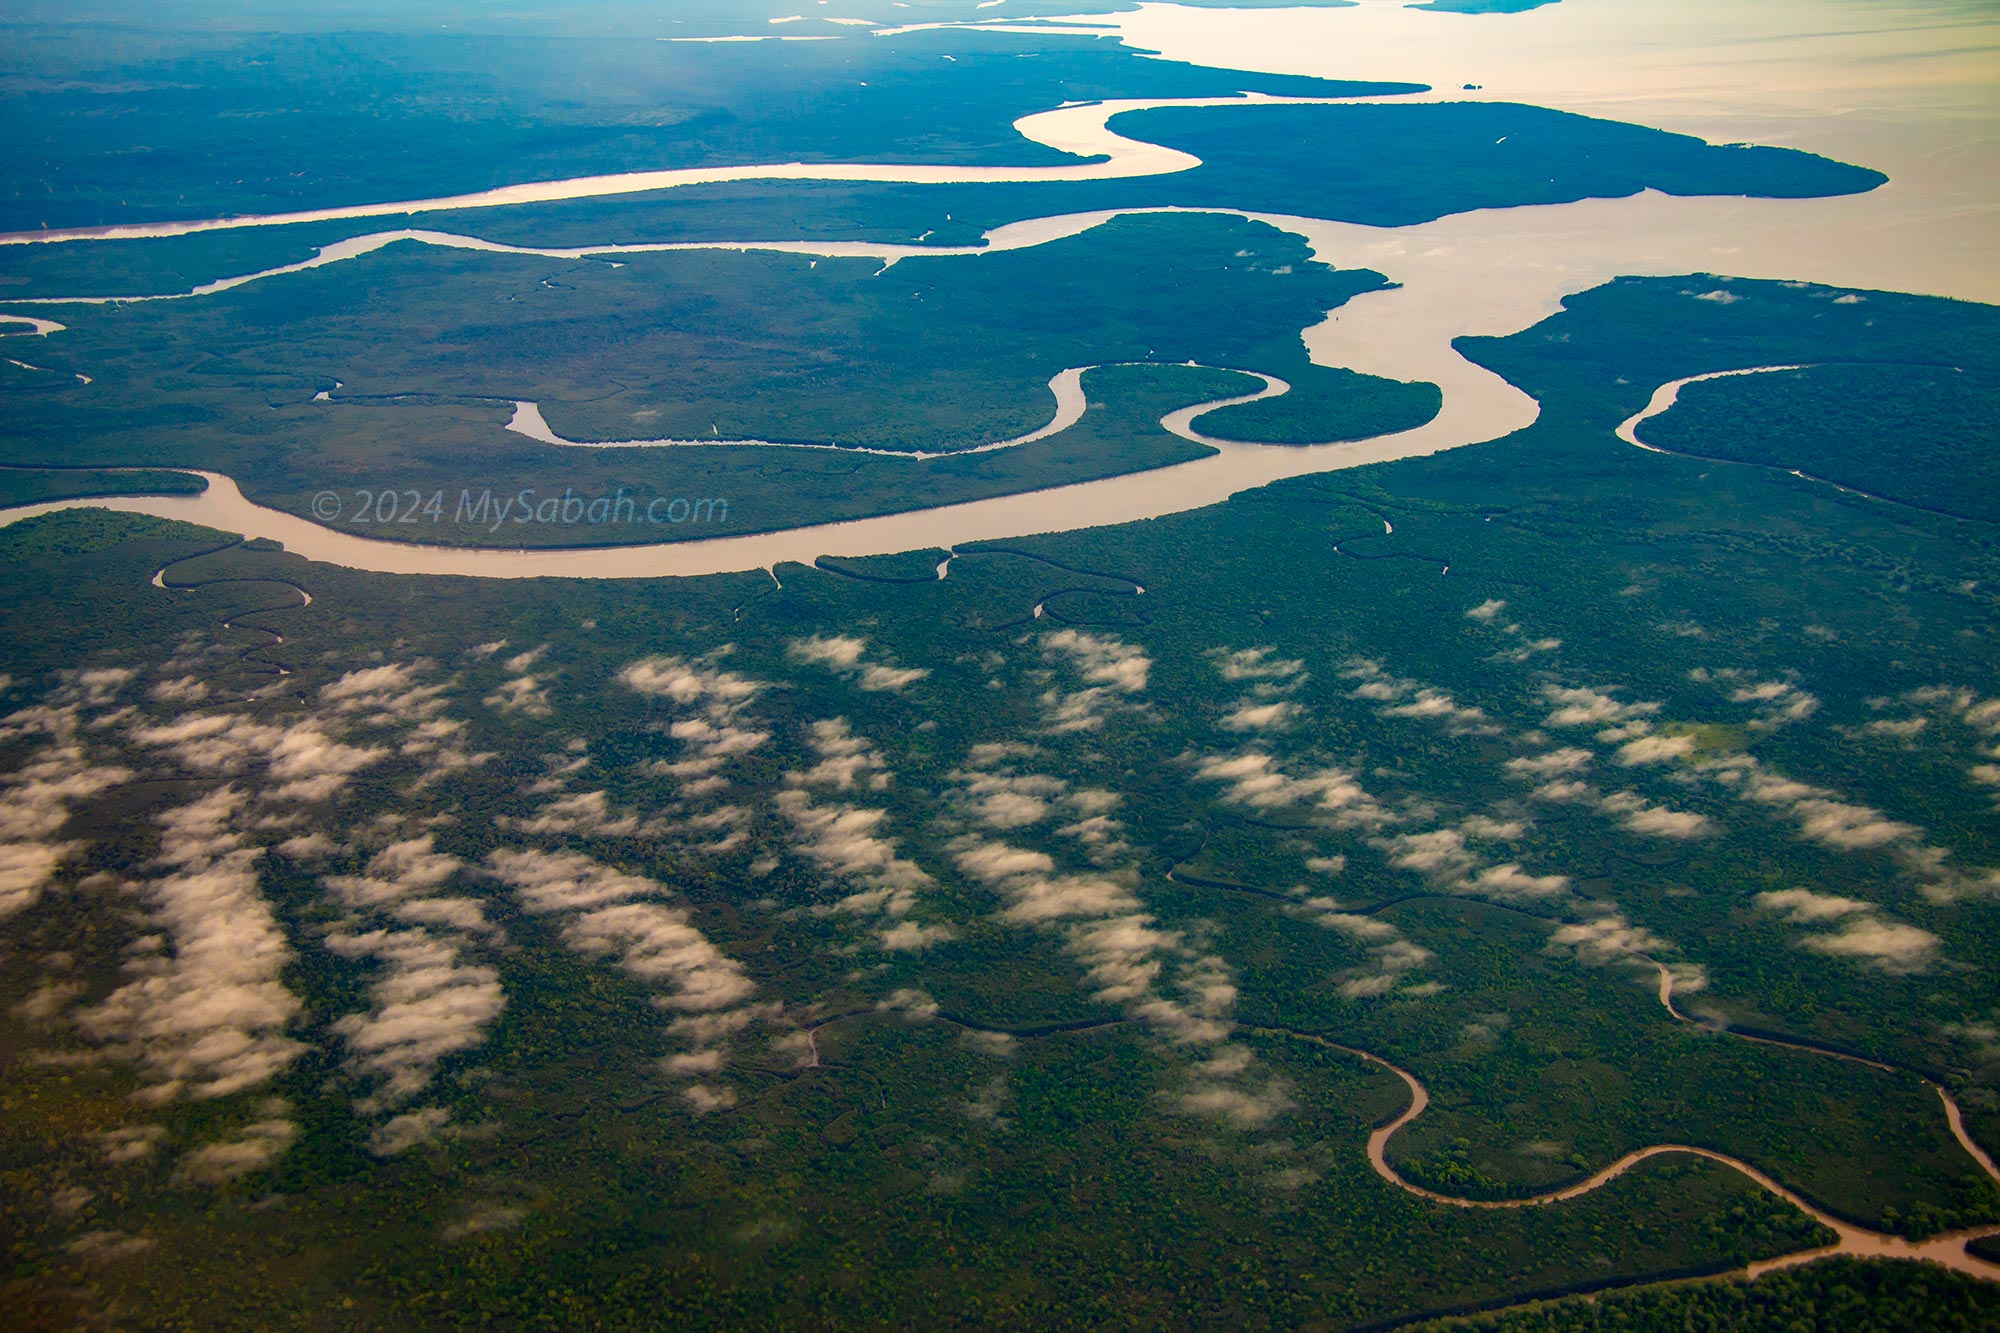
507 364 1099 457
6 2 2000 1296
0 92 1384 248
1258 991 2000 1282
0 197 1546 578
1 0 1994 575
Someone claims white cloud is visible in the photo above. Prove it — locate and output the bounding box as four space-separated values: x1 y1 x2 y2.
489 845 765 1083
562 903 757 1011
953 764 1067 828
622 654 769 787
967 741 1036 766
1194 751 1388 828
789 635 930 693
1297 899 1435 998
442 1204 526 1241
778 789 933 919
681 1083 738 1114
0 704 130 920
1792 799 1917 851
954 822 1272 1128
1471 863 1570 901
621 654 761 708
954 839 1055 884
1175 1083 1293 1129
953 834 1145 926
789 635 868 670
69 666 136 706
876 987 942 1020
67 1230 155 1260
96 1124 167 1164
1040 631 1151 732
1542 685 1660 729
1690 668 1819 727
78 789 304 1101
1616 733 1696 766
1211 647 1306 683
394 897 495 936
1490 637 1563 664
325 835 462 909
368 1106 454 1157
1734 766 1917 850
1345 659 1497 735
487 847 664 913
1802 918 1939 974
1380 829 1477 880
1546 913 1667 966
1755 888 1873 923
484 674 552 718
1599 792 1714 839
130 708 386 803
999 874 1138 924
878 920 955 950
1070 914 1175 1002
319 663 449 725
176 1116 297 1185
1222 700 1300 732
1709 754 1996 900
327 927 505 1110
1505 748 1593 779
1753 889 1939 973
1045 630 1150 693
860 664 929 693
502 789 660 838
1465 600 1507 623
792 717 892 791
151 676 210 704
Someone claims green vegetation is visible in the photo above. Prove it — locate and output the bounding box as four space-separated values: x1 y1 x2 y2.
1414 1259 2000 1331
0 466 204 507
0 26 1396 232
1639 363 2000 524
0 215 1440 543
0 0 1378 40
0 7 1990 1321
0 508 1838 1322
5 273 2000 1326
392 98 1883 253
0 99 1882 307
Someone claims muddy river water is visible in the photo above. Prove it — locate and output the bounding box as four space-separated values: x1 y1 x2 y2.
2 0 1993 579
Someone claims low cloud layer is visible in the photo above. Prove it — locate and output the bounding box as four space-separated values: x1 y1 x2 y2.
78 789 305 1103
1753 888 1940 973
621 653 770 794
789 635 930 693
487 846 763 1103
0 700 131 920
327 927 505 1116
1195 751 1388 829
1345 659 1498 736
1040 630 1151 733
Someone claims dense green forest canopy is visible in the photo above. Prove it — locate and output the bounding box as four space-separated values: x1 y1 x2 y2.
4 274 1998 1327
4 2 1997 1326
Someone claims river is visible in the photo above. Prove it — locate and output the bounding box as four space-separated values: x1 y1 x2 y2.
0 0 1993 577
